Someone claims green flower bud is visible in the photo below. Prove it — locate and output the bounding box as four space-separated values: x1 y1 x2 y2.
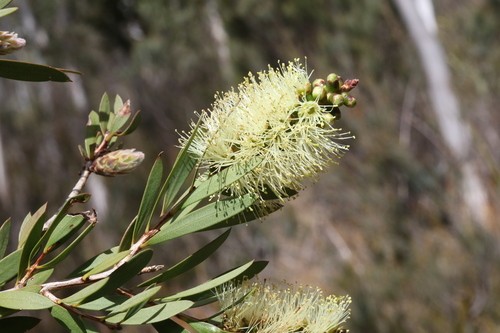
312 78 325 87
326 73 342 93
342 93 357 107
92 149 144 176
327 92 344 106
0 31 26 55
312 85 326 100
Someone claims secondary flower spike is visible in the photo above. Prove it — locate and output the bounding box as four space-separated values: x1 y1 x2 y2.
217 279 351 333
181 59 358 204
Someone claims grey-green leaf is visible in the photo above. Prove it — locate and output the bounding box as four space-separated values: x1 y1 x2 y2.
0 59 73 82
161 261 254 301
106 300 193 325
108 286 162 315
148 194 256 245
51 305 87 333
82 250 129 279
182 158 262 208
44 215 85 252
133 155 164 243
0 218 11 259
0 249 21 287
139 230 230 287
98 93 111 134
0 290 53 310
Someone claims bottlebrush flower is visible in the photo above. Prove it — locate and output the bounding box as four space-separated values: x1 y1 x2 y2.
216 279 351 333
181 60 356 205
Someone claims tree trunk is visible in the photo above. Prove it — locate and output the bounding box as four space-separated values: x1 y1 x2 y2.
392 0 489 227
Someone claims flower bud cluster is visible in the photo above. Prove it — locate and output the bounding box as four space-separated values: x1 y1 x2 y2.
0 31 26 55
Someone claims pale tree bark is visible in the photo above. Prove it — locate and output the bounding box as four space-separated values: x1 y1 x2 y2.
393 0 489 227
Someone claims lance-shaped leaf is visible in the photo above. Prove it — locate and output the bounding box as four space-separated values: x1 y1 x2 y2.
139 230 230 287
0 218 11 259
43 215 86 252
160 260 262 302
98 93 111 135
84 111 101 159
63 249 153 305
0 1 14 10
78 295 128 311
17 204 46 249
108 286 162 315
67 247 119 278
26 268 53 286
0 316 41 333
161 119 201 214
18 204 47 279
0 60 74 82
39 221 96 270
0 249 21 287
0 6 16 18
106 300 193 325
108 96 132 134
51 305 86 333
0 290 53 310
147 194 256 246
132 155 164 242
82 250 129 280
116 110 141 136
182 158 262 209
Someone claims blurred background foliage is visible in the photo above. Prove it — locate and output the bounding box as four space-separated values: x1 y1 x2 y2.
0 0 498 332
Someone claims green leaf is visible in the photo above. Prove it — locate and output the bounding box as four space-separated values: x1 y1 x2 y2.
161 120 201 214
44 215 86 252
51 305 86 333
186 322 230 333
116 110 141 136
0 316 41 333
98 93 111 134
0 6 16 17
67 247 119 278
106 300 193 325
0 290 53 310
161 261 256 301
0 1 13 10
26 268 53 286
78 295 128 311
139 230 230 287
108 96 131 134
39 221 96 270
18 204 46 248
118 217 137 252
18 204 47 279
133 155 164 243
84 111 101 159
82 250 129 280
0 60 73 82
0 249 21 287
64 249 153 305
182 158 262 208
108 286 161 315
148 194 256 245
0 218 11 259
202 202 283 232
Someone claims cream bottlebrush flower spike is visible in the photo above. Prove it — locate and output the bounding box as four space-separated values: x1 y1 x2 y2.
217 279 351 333
181 59 357 204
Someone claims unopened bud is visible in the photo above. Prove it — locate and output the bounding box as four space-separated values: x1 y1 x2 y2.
327 92 344 106
312 78 325 87
0 31 26 55
342 93 357 107
326 73 342 93
92 149 144 176
312 85 326 100
340 79 359 92
117 99 131 116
